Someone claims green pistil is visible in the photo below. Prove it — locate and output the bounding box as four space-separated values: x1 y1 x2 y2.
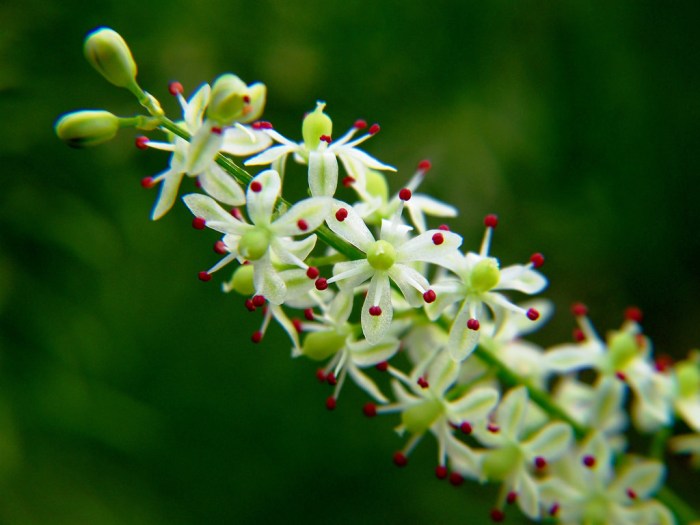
238 228 271 261
367 240 396 271
469 258 500 293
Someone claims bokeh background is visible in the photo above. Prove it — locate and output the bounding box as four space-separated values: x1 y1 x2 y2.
1 1 699 523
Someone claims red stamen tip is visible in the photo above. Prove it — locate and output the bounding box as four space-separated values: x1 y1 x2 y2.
526 308 540 321
252 121 273 130
484 214 498 228
393 452 408 467
244 299 256 312
487 423 500 433
325 396 336 410
438 224 451 231
571 302 588 317
353 119 367 129
168 81 184 95
435 465 448 479
418 159 432 172
306 266 319 279
549 503 560 517
624 306 643 323
506 492 518 505
615 371 627 382
214 240 227 254
582 455 596 468
335 208 349 221
530 252 545 268
211 126 223 135
399 188 412 201
297 219 309 231
460 422 472 435
449 472 464 486
342 176 355 187
192 218 206 232
490 509 505 523
242 94 251 104
369 306 382 316
626 488 637 500
432 232 444 245
292 318 303 333
467 318 480 331
368 123 380 135
140 176 155 188
135 136 150 150
304 308 315 321
423 290 436 303
319 134 332 143
315 277 328 291
363 402 377 417
250 181 262 193
198 271 212 282
376 361 389 372
655 354 674 372
315 369 326 383
251 331 263 344
230 208 243 220
534 456 547 469
573 328 586 342
417 377 429 389
252 295 266 307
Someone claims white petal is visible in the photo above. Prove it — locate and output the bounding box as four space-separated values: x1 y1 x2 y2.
545 343 602 373
308 150 339 197
449 387 500 422
427 351 460 395
347 338 400 367
271 197 331 236
513 470 540 520
277 268 315 300
270 236 316 267
406 202 428 233
221 127 273 156
496 386 528 440
244 144 297 166
410 194 458 217
269 304 301 353
336 146 396 172
396 229 463 266
253 254 286 305
388 264 429 307
182 193 249 235
346 363 389 403
611 461 665 502
246 169 281 226
185 123 224 175
199 164 246 206
676 396 700 431
151 169 185 220
498 265 548 294
523 422 573 460
361 273 393 344
328 259 374 291
326 200 375 252
184 84 210 131
328 291 354 324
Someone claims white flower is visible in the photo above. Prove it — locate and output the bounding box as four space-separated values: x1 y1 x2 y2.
245 102 395 197
183 169 330 304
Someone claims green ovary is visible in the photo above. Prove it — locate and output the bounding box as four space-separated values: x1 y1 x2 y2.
469 259 500 293
481 444 521 481
301 330 347 361
608 331 638 370
677 361 700 398
367 240 396 271
402 398 443 435
238 229 270 261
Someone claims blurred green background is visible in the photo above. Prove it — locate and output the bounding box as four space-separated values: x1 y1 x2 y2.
1 0 699 523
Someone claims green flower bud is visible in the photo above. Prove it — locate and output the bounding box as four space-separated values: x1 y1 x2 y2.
608 331 638 370
238 229 270 261
677 360 700 398
302 102 333 150
481 444 520 481
84 27 137 88
301 330 347 361
401 398 442 435
367 240 397 271
231 264 255 296
469 258 500 293
207 74 248 124
55 110 120 148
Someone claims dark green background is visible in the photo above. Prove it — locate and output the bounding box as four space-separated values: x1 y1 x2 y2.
1 1 699 523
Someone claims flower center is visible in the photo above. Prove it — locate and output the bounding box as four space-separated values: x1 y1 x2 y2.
238 228 271 261
367 240 397 270
469 258 500 293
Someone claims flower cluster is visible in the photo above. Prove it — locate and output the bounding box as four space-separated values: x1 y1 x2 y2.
55 28 700 525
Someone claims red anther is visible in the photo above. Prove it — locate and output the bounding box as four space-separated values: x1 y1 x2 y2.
615 371 627 382
484 214 498 228
549 503 560 517
449 472 464 486
335 208 349 221
168 81 184 95
376 361 389 372
467 318 480 331
399 188 412 201
369 306 382 316
571 302 588 317
304 308 315 321
325 396 337 410
242 94 251 103
251 331 263 343
530 252 545 268
368 123 380 135
432 232 444 245
582 455 596 468
297 219 309 231
194 178 202 188
487 423 500 433
211 126 223 135
342 176 355 187
624 306 643 323
423 290 436 303
635 334 646 348
417 377 429 389
315 369 326 383
626 488 637 500
292 318 303 333
326 372 337 386
319 134 332 143
230 208 243 220
363 402 377 417
435 465 448 479
393 452 408 467
490 509 505 522
573 328 585 342
135 136 150 150
198 271 212 282
506 492 518 505
655 354 674 372
250 181 262 193
353 119 367 129
140 176 155 188
418 159 432 172
306 266 319 279
534 456 547 469
438 224 450 231
526 308 540 321
244 299 256 312
214 240 227 254
460 422 473 435
252 121 273 130
261 305 268 316
252 295 266 307
315 277 328 291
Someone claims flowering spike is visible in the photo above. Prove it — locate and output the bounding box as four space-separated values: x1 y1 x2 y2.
530 252 545 268
484 214 498 228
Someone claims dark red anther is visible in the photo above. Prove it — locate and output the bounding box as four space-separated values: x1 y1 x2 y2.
292 318 303 333
315 369 326 383
615 371 627 382
369 306 382 316
655 354 674 372
393 452 408 467
297 219 309 231
490 509 505 523
315 277 328 291
198 271 212 282
527 308 540 321
449 472 464 486
368 123 380 135
432 232 444 245
417 377 429 389
506 492 518 505
530 252 545 268
573 328 585 342
423 290 436 303
467 318 480 331
363 402 377 417
399 188 412 201
230 208 243 220
169 81 184 95
376 361 389 372
319 134 332 143
250 181 262 192
460 422 472 435
624 306 643 323
135 136 150 149
140 176 155 188
252 295 266 307
325 396 336 410
484 214 498 228
326 372 337 386
582 455 596 468
194 178 202 188
549 503 560 517
252 121 273 130
251 331 263 343
487 423 500 433
306 266 319 279
214 240 227 254
242 94 251 104
626 488 637 500
192 217 206 230
435 465 448 479
534 456 547 470
418 159 432 172
571 302 588 317
244 299 256 312
211 126 223 135
353 119 367 129
342 176 355 187
438 224 450 231
304 308 315 321
335 208 349 221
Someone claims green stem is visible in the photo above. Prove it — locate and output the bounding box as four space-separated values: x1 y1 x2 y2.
657 486 699 524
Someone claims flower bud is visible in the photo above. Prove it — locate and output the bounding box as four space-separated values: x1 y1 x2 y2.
301 331 346 361
470 258 501 293
230 264 256 296
302 102 333 150
207 74 248 124
55 110 120 148
84 27 137 88
401 399 442 435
